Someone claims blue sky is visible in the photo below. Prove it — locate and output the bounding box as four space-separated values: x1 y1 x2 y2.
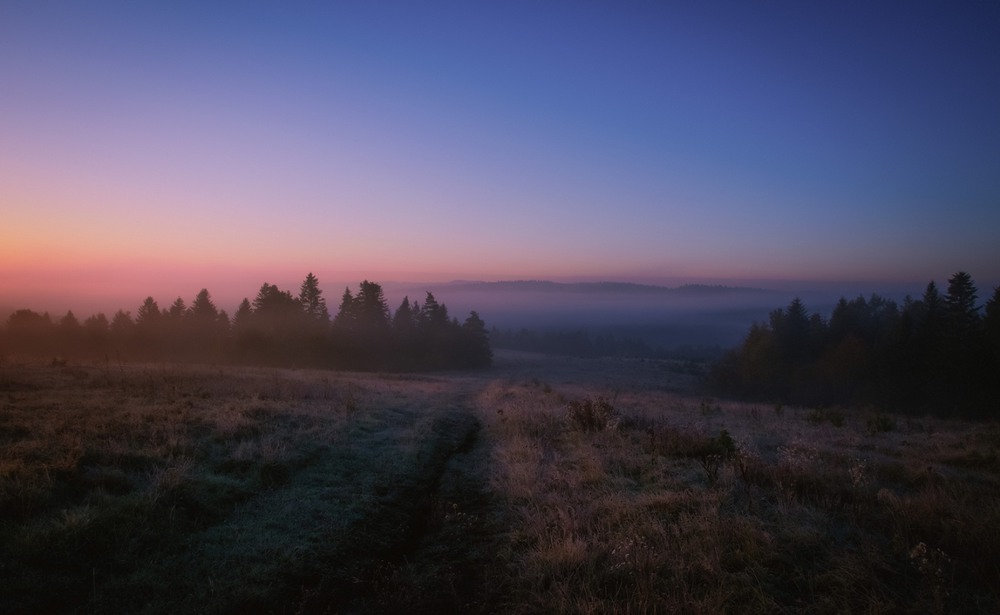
2 1 998 314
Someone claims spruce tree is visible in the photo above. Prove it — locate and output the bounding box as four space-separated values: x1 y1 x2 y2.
299 272 329 322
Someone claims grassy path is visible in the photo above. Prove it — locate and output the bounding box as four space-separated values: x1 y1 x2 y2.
6 354 998 613
1 364 497 614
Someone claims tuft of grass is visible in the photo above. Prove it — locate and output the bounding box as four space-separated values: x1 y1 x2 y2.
566 396 619 432
807 407 846 427
866 410 895 434
478 371 1000 614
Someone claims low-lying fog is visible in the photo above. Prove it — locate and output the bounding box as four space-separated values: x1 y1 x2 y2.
1 278 921 355
385 280 915 352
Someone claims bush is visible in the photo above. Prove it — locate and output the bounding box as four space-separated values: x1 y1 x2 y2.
566 397 619 432
867 411 895 434
697 429 737 485
807 408 846 427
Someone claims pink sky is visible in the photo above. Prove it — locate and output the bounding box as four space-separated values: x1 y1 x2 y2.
3 3 999 320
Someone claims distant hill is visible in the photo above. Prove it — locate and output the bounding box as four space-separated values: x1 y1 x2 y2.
426 280 774 296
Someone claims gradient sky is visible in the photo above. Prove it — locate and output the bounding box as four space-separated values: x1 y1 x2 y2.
2 1 999 316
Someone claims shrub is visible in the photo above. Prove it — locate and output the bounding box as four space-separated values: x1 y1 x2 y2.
699 398 723 415
806 408 846 427
867 411 895 434
697 429 738 485
566 397 619 432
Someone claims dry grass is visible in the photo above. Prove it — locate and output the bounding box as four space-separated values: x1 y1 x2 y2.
0 361 483 613
477 367 1000 614
2 352 998 613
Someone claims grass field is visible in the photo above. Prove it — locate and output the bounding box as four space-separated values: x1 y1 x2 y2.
2 351 998 613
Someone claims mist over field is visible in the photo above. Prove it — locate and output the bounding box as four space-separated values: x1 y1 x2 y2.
383 279 918 350
0 277 927 354
4 2 1000 611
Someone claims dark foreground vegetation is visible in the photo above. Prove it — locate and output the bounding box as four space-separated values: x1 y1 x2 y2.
2 355 998 613
0 274 492 371
709 271 1000 418
0 363 489 613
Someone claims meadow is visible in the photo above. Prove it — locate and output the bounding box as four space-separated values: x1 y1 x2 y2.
1 351 998 613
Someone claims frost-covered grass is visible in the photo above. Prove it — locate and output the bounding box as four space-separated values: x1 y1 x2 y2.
2 352 998 613
477 364 1000 614
0 361 479 613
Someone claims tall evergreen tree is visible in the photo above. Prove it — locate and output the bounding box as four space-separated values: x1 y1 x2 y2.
985 286 1000 344
136 297 161 326
189 289 219 321
392 296 414 331
354 280 390 334
333 287 356 330
422 292 449 328
461 310 492 368
167 298 186 319
84 313 110 351
232 298 253 330
944 271 980 334
185 289 226 359
299 272 329 322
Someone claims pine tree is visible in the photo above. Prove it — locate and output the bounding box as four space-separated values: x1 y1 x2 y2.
134 297 164 358
392 296 414 331
189 289 219 321
136 297 161 326
299 272 329 322
168 298 187 320
944 271 980 334
422 292 449 328
354 281 390 333
232 298 253 330
333 287 356 330
461 310 492 367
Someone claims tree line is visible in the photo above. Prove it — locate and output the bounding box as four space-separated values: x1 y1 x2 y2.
0 273 492 371
708 271 1000 418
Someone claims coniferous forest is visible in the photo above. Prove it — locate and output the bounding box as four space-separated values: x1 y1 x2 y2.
708 271 1000 418
0 273 492 371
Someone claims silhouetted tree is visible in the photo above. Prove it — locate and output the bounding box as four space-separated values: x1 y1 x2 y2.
771 297 811 363
232 298 253 330
189 289 218 321
985 287 1000 350
186 289 226 360
393 296 414 331
110 310 134 354
388 296 420 369
57 311 82 357
944 271 980 335
168 297 187 320
421 292 449 329
137 297 161 326
354 281 390 333
710 273 996 417
984 287 1000 401
333 287 356 331
230 298 262 364
133 297 163 358
244 283 305 364
299 272 329 323
84 313 110 354
460 311 492 368
5 310 55 356
0 276 491 373
336 281 391 369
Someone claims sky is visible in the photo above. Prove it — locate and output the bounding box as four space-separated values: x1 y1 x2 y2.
2 1 999 317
